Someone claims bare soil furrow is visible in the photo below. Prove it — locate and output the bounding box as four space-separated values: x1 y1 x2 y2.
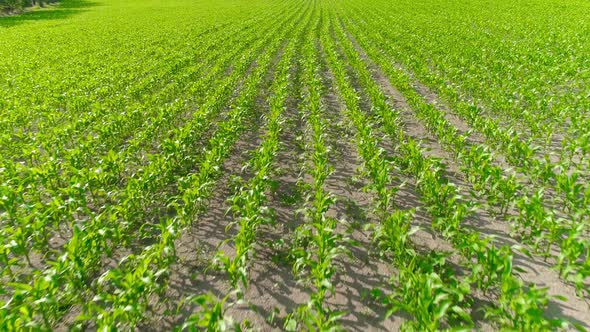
319 68 406 330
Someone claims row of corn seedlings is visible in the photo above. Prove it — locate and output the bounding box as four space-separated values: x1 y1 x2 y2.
331 6 577 330
283 6 350 330
340 4 590 298
0 2 295 272
83 5 313 330
217 5 312 294
180 10 316 331
0 3 309 329
320 7 477 330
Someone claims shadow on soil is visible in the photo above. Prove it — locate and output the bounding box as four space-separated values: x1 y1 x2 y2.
0 0 98 28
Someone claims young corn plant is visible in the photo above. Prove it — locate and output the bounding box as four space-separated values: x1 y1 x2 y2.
322 9 473 330
86 8 313 330
344 2 590 294
217 9 311 292
332 11 573 329
285 15 348 330
180 292 240 332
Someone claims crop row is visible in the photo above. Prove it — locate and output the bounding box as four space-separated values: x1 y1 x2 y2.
338 2 590 298
0 1 309 329
322 2 579 330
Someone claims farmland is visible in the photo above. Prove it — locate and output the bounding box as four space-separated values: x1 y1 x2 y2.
1 0 590 330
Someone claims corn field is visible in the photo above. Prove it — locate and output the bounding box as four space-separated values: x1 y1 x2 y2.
1 0 589 330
